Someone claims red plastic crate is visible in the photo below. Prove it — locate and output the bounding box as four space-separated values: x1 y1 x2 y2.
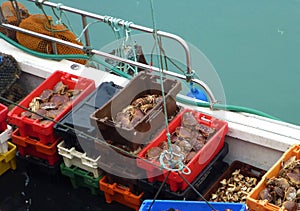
136 108 228 192
7 71 95 144
99 176 144 211
0 103 8 132
12 128 61 166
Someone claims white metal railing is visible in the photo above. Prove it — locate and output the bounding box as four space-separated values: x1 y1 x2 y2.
0 0 217 105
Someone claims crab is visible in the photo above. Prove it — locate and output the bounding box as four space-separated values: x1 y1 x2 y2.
196 123 215 138
130 108 145 126
31 108 47 120
39 89 54 102
40 102 57 110
66 89 82 98
140 103 154 114
174 126 193 140
189 138 205 151
176 139 192 153
29 97 42 112
131 94 158 106
45 109 61 119
146 146 162 161
115 112 131 128
183 151 196 164
49 94 69 106
53 81 68 94
181 111 198 128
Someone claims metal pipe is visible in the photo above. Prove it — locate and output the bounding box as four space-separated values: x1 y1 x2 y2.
25 0 192 80
81 15 90 46
1 22 217 105
1 23 83 50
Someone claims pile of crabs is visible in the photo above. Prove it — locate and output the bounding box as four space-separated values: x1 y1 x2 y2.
258 156 300 211
114 94 162 129
21 81 81 124
209 169 258 203
145 111 215 166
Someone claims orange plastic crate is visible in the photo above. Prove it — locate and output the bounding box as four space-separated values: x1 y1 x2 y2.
7 70 95 145
99 176 144 211
246 144 300 211
12 128 61 166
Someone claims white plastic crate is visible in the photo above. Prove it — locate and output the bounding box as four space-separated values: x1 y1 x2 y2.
0 125 12 154
57 140 101 178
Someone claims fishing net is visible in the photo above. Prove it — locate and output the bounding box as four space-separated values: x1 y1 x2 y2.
0 52 26 109
0 1 30 41
16 14 87 65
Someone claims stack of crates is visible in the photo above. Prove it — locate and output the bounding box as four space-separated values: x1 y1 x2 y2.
89 73 182 210
138 143 229 201
54 81 122 195
58 140 104 195
7 71 95 174
0 103 16 176
134 108 228 203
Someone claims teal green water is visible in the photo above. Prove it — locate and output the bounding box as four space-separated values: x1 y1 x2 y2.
21 0 300 125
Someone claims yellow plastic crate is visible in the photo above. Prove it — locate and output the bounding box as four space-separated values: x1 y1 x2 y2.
0 141 17 176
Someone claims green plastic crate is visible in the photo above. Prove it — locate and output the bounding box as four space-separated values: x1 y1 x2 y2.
60 163 104 195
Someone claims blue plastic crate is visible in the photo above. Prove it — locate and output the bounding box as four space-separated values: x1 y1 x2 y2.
54 81 122 155
139 200 247 211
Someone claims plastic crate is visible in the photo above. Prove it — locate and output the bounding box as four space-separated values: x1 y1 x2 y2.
11 128 61 166
139 142 229 201
54 81 122 155
90 72 181 151
0 103 8 132
139 200 247 211
103 162 146 195
246 144 300 211
0 141 17 176
60 162 103 195
203 160 266 203
7 70 95 145
136 108 228 192
0 124 12 154
16 152 61 177
57 140 101 178
93 137 148 195
99 175 144 211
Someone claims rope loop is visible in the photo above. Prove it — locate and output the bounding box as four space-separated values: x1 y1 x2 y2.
111 18 122 32
159 150 191 175
123 21 133 41
56 3 63 10
103 15 111 24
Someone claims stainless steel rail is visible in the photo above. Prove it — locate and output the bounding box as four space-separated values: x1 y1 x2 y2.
28 0 192 77
0 0 217 105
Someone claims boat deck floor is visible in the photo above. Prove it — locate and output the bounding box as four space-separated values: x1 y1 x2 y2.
0 155 132 211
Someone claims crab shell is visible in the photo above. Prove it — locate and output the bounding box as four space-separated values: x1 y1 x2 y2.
181 111 198 128
39 89 54 102
146 146 162 161
174 126 193 140
53 81 68 94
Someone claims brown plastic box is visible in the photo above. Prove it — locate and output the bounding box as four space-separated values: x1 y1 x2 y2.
90 72 181 151
203 160 266 202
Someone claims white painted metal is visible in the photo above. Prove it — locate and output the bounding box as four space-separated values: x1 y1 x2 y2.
1 38 299 171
